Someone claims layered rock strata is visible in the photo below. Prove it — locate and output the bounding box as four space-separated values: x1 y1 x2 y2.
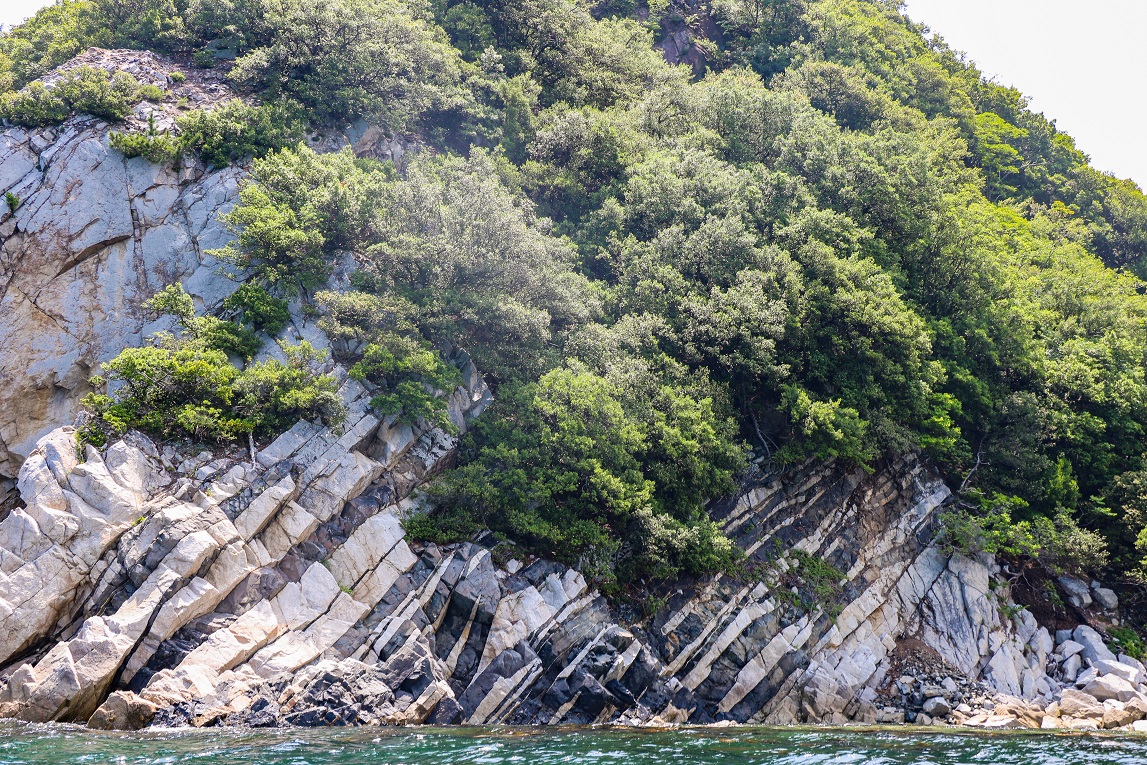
0 365 1075 727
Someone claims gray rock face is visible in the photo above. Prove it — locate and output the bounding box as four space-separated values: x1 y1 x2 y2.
0 384 1066 728
0 88 244 492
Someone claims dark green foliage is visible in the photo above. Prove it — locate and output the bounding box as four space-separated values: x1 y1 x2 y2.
3 192 18 213
175 99 306 167
1 65 154 126
787 550 846 617
18 0 1147 593
317 289 461 429
424 364 744 585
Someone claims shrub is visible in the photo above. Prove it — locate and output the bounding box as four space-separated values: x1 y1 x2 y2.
788 550 846 616
145 282 262 357
1 66 150 126
419 364 744 586
317 290 460 429
176 99 307 167
168 70 186 83
938 493 1109 576
223 283 290 335
4 192 19 213
1 81 68 125
230 341 346 436
210 145 393 293
1110 627 1146 661
110 129 182 162
110 114 183 163
82 335 344 444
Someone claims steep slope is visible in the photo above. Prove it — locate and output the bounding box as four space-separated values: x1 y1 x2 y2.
0 382 1078 728
0 50 244 499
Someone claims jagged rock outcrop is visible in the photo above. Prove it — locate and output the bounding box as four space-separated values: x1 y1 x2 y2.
0 49 415 502
0 50 246 495
0 355 1082 728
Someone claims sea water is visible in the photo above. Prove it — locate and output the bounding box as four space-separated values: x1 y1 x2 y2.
4 723 1147 765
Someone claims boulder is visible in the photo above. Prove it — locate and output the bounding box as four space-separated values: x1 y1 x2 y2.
922 696 951 717
1102 702 1144 729
1058 688 1104 719
1092 586 1119 611
1061 653 1082 683
1073 625 1117 665
1058 577 1092 609
1059 640 1085 659
1075 667 1099 689
1082 674 1138 703
87 691 157 731
1095 659 1143 685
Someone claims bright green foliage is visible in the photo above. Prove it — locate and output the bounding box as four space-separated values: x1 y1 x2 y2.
82 335 343 443
0 1 96 93
223 283 290 335
210 145 394 293
110 113 181 162
317 290 461 429
938 493 1108 577
175 99 306 166
82 286 343 443
145 283 262 358
230 341 346 436
1110 627 1146 661
1 65 154 126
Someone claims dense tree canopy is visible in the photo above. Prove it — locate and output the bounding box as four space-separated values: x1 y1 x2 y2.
13 0 1147 593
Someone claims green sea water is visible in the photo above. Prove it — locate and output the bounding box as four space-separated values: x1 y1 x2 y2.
3 724 1147 765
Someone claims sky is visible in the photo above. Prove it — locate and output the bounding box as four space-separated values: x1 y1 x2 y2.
902 0 1147 188
2 0 1144 187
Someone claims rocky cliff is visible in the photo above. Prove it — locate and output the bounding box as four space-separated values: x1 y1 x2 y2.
2 51 1143 735
0 361 1096 729
0 48 408 503
0 50 246 500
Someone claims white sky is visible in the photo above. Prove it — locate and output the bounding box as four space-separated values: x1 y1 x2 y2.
903 0 1147 189
3 0 1144 188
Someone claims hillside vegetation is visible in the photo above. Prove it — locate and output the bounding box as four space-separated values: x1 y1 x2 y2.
7 0 1147 598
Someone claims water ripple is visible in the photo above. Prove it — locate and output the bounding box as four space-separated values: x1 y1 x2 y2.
2 723 1146 765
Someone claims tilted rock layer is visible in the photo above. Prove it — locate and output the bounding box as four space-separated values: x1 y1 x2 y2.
0 362 1067 726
